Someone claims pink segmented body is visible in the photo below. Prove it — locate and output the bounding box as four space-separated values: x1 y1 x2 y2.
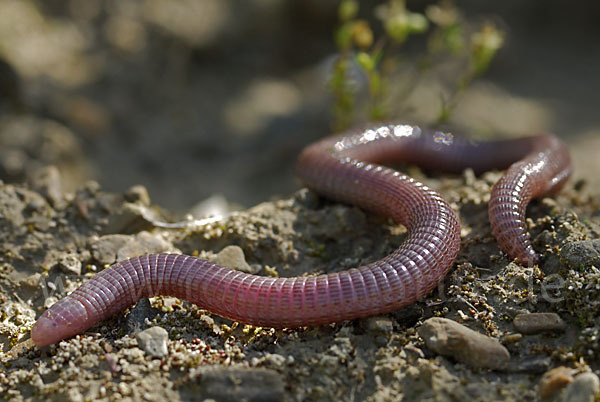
31 124 571 347
488 135 571 266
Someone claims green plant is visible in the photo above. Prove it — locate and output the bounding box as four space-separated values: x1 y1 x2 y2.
330 0 505 130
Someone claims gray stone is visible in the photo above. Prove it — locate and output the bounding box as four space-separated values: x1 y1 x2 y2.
215 245 253 273
102 202 155 234
182 366 285 402
90 234 131 265
29 165 65 209
560 372 600 402
508 355 551 374
136 326 169 358
91 232 175 265
401 345 425 360
361 315 393 335
188 193 229 219
126 298 161 333
293 188 320 209
513 313 566 335
561 240 600 270
57 253 82 276
43 250 82 275
418 317 510 370
501 333 523 345
116 231 173 261
124 184 151 206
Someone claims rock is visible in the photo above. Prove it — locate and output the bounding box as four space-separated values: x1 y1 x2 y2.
43 250 82 275
263 353 286 368
541 254 562 275
539 366 574 399
57 253 82 276
560 372 600 402
8 339 35 358
20 273 42 289
418 317 510 370
29 165 65 209
561 240 600 270
90 234 132 265
124 184 151 206
91 232 175 265
188 193 229 219
136 326 169 358
508 356 551 374
361 315 393 335
126 298 161 333
513 313 566 335
504 307 531 318
0 117 86 188
116 231 173 261
293 188 320 209
215 245 253 273
82 180 101 195
501 333 522 345
182 366 285 402
103 202 155 234
401 345 425 360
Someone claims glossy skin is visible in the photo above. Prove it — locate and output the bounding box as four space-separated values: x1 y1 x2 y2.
31 124 571 347
488 134 571 266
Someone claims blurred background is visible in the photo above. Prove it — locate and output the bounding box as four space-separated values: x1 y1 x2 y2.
0 0 598 213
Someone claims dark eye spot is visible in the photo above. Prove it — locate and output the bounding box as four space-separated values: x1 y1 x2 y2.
52 322 57 327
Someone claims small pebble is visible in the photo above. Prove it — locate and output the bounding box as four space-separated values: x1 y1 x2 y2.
539 366 574 399
90 234 132 265
57 253 82 276
29 165 65 209
126 298 161 333
189 194 229 219
183 366 285 402
560 372 600 402
116 231 174 261
124 184 151 206
103 202 154 234
508 356 551 374
91 232 175 265
136 326 169 358
101 341 113 353
513 313 566 335
361 315 393 335
264 353 286 368
561 240 600 270
9 339 35 357
118 382 132 397
504 307 531 318
418 317 510 370
42 251 82 275
501 333 522 345
21 272 42 289
401 345 425 360
293 188 320 209
215 245 253 273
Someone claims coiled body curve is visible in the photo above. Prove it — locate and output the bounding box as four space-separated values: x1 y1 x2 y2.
31 124 571 347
